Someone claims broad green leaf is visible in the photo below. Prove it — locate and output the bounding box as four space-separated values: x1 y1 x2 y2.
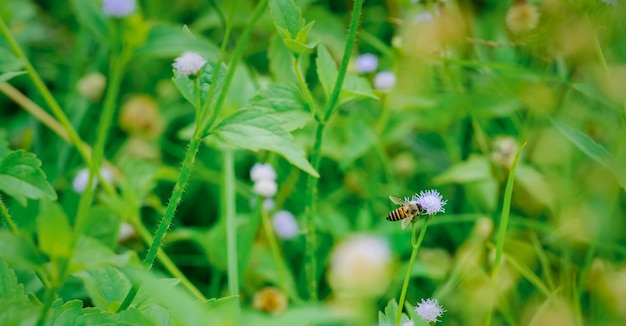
0 299 38 326
0 230 46 269
214 109 319 177
71 236 135 271
0 150 57 206
82 206 120 249
134 24 219 60
37 200 72 259
268 36 298 83
338 74 378 106
0 71 26 84
269 0 305 39
552 119 626 190
69 0 109 44
172 62 226 111
0 258 24 300
247 83 312 131
316 44 337 99
75 267 132 312
48 300 100 326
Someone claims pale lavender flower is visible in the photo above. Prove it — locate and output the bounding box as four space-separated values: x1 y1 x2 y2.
72 167 114 193
172 52 207 76
103 0 136 18
250 163 277 182
374 71 396 90
272 210 299 239
263 198 275 211
355 53 378 73
253 179 277 198
415 189 447 215
402 319 415 326
415 298 446 323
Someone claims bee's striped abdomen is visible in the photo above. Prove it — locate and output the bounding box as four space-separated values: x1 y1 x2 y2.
386 208 407 221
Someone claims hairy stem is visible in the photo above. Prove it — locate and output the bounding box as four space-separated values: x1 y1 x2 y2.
0 195 18 234
396 220 430 325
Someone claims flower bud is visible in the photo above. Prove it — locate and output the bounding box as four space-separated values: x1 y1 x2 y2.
76 72 106 102
119 95 164 140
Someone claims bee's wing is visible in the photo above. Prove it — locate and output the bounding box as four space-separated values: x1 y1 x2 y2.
389 195 405 205
401 215 415 230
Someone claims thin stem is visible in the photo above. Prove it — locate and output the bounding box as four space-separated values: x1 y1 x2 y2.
0 195 18 234
223 150 239 298
35 285 57 326
303 0 364 302
396 219 430 325
292 55 319 117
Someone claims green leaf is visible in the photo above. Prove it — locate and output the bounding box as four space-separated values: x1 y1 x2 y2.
71 236 136 272
269 0 305 39
247 83 312 131
0 258 24 300
134 24 219 60
69 0 109 44
37 200 72 259
0 71 26 84
82 206 120 249
48 300 100 326
268 36 297 83
0 230 46 269
172 62 226 111
0 150 57 206
338 74 378 106
74 267 132 312
214 109 319 177
552 119 626 190
0 48 24 72
316 44 337 99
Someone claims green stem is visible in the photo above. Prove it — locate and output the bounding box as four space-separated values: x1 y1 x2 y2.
35 285 58 326
223 150 239 298
303 0 364 302
0 195 18 234
292 55 319 117
396 219 430 325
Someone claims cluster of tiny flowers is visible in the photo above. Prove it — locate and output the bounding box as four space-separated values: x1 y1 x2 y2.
415 298 446 323
355 53 378 73
415 189 447 215
72 167 114 193
250 163 278 198
272 210 299 240
102 0 135 18
172 51 207 77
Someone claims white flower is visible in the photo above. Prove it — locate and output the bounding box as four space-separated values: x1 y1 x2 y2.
118 222 136 242
72 167 114 193
253 179 277 198
415 298 446 323
355 53 378 73
172 52 207 76
328 235 392 297
402 319 414 326
250 163 277 182
102 0 135 18
374 71 396 90
415 189 447 215
272 210 299 239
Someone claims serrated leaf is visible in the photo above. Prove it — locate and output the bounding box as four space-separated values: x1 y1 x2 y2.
172 62 226 111
295 20 316 44
247 83 312 131
0 230 46 269
75 267 132 312
316 44 337 99
0 258 24 300
269 0 305 39
134 24 219 60
214 109 319 177
48 300 99 326
552 119 626 190
268 36 298 83
0 71 26 84
69 0 109 44
37 200 72 259
0 150 57 206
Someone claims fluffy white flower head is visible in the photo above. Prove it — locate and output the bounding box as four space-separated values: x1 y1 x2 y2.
250 163 277 182
416 189 447 215
72 167 114 193
415 298 446 323
328 234 392 297
172 52 207 76
272 210 299 239
103 0 136 18
374 71 396 90
355 53 378 73
253 179 277 198
402 319 414 326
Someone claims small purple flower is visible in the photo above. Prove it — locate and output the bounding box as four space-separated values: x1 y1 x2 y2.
272 210 299 239
103 0 136 18
355 53 378 73
415 298 446 323
416 189 447 215
374 71 396 90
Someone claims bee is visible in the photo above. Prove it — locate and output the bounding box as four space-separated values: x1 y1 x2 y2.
386 195 423 230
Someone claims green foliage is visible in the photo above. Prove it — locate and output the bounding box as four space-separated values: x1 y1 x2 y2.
0 151 57 206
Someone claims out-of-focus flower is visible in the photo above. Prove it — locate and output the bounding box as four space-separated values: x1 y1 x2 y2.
72 167 114 193
415 190 447 215
252 287 288 314
601 0 617 6
119 95 164 140
272 210 299 239
374 71 396 90
118 222 136 243
172 51 207 77
415 298 446 323
490 136 519 169
355 53 378 73
402 319 414 326
506 1 540 35
76 72 106 102
414 11 435 24
263 198 275 211
103 0 136 18
250 163 277 182
328 234 392 297
253 179 277 198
